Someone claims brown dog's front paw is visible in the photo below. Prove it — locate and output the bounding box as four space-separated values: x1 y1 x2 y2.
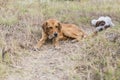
55 46 61 50
71 39 78 43
33 45 40 51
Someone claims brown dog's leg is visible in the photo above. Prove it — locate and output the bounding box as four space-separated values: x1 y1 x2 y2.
35 31 47 49
53 37 60 49
71 36 82 43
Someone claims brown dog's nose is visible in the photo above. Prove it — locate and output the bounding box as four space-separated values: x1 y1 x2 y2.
54 32 58 37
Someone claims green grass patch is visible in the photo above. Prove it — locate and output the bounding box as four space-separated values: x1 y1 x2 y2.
0 16 18 26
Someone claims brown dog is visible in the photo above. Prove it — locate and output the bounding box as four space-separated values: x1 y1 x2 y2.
35 19 86 49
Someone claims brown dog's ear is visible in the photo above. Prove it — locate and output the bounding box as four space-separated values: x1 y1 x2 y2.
42 21 48 33
58 22 62 31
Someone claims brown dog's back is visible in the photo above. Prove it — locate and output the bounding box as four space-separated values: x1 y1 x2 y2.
61 23 86 41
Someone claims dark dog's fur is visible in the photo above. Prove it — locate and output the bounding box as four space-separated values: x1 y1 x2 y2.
91 16 114 32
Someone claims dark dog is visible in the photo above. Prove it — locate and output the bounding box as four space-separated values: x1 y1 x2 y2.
91 16 115 32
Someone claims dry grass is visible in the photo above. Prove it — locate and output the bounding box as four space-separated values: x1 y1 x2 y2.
0 0 120 80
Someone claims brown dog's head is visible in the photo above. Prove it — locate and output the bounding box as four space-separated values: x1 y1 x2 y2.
42 19 62 39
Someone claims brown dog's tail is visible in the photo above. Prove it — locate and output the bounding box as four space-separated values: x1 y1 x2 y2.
90 31 98 37
83 33 88 38
84 31 99 39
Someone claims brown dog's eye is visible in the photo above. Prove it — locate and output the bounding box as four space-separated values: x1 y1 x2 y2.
55 26 58 28
49 27 53 29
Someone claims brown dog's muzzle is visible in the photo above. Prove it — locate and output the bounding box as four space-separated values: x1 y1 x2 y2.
48 32 58 39
54 32 58 37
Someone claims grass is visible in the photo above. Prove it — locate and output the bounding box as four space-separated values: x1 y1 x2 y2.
79 26 120 80
0 0 120 80
0 52 11 79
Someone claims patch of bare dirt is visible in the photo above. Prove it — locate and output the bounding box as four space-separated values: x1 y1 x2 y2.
0 21 89 80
